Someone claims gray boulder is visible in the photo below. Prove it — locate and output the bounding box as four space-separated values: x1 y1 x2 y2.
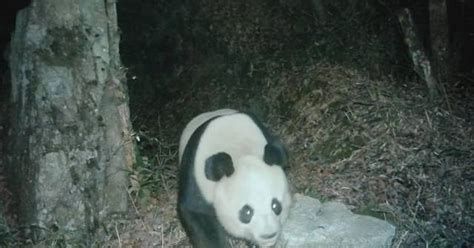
278 194 395 248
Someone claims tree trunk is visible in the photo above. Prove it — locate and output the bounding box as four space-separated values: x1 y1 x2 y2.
398 8 440 100
429 0 449 83
7 0 134 243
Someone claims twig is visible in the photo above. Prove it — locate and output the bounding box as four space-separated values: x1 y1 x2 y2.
395 230 409 248
115 223 122 248
124 184 148 231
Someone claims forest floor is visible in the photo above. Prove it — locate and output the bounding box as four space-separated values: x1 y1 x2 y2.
1 58 472 247
101 59 473 248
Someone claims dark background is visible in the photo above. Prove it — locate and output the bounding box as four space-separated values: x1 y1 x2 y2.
1 0 473 99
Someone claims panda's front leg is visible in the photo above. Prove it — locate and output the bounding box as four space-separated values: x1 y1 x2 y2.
178 204 230 248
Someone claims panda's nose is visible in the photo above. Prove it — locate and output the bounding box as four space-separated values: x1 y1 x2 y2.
260 232 277 240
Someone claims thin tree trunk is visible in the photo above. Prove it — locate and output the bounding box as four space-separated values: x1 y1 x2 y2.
398 8 440 100
7 0 133 243
429 0 449 83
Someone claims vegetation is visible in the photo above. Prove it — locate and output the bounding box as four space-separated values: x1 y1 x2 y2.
114 1 474 247
2 0 472 247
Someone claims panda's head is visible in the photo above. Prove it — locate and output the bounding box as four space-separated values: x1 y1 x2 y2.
205 144 292 247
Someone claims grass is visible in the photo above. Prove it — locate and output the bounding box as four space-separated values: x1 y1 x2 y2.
2 52 472 247
120 55 473 247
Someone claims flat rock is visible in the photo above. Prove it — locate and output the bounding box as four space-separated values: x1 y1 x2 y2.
278 194 395 248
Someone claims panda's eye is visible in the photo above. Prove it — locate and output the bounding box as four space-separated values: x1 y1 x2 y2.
272 198 282 216
239 204 254 224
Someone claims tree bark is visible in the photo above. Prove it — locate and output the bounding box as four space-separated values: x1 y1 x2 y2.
7 0 133 243
429 0 449 83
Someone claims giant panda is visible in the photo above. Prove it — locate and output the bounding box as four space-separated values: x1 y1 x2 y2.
177 109 292 248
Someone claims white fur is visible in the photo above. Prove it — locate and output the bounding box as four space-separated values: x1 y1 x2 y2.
214 156 291 247
193 113 268 203
179 108 238 162
179 109 292 247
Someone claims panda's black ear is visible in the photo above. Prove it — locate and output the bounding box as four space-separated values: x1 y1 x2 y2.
205 152 235 181
264 140 288 167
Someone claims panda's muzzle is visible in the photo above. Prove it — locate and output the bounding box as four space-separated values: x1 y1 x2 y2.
260 232 277 240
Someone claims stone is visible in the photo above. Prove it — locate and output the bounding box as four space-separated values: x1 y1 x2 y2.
278 194 396 248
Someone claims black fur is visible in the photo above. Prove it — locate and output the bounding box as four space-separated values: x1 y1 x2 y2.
263 140 288 166
205 152 235 181
244 111 288 167
178 117 230 248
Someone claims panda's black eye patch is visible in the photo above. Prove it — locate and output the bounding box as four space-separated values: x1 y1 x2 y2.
239 204 254 224
272 198 282 216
